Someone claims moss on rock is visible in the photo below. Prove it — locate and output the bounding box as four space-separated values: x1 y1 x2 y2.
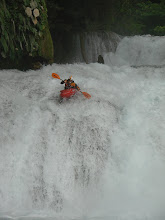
38 26 54 64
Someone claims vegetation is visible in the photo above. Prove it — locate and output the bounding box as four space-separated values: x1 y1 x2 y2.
136 0 165 35
0 0 53 69
47 0 165 35
0 0 164 69
113 0 165 35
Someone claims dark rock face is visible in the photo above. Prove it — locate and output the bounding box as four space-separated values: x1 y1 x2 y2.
98 55 104 64
48 0 115 33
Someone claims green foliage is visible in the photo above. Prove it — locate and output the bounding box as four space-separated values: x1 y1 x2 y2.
0 0 48 60
137 1 165 18
154 26 165 36
135 1 165 34
110 0 165 35
46 0 165 35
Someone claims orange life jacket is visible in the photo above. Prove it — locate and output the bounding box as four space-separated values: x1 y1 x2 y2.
65 79 80 91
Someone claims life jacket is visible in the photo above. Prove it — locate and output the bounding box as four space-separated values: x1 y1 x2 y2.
65 79 80 91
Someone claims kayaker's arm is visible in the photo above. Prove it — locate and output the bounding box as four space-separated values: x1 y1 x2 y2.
70 82 80 91
75 84 80 91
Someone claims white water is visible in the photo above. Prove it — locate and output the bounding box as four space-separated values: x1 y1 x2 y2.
104 35 165 67
0 35 165 220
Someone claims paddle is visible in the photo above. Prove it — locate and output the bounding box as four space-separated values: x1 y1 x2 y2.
80 91 91 99
52 73 61 80
52 73 91 99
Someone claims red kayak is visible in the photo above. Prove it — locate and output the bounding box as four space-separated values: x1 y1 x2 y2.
60 88 77 98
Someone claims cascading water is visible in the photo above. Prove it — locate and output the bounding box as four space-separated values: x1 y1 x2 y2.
53 31 121 63
0 34 165 220
104 35 165 67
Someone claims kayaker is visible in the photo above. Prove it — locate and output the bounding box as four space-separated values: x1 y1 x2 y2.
61 76 80 91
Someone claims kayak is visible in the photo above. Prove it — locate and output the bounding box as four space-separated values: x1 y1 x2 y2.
60 88 77 98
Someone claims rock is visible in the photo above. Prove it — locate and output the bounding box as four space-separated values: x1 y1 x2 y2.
38 26 54 64
32 61 42 70
97 55 104 64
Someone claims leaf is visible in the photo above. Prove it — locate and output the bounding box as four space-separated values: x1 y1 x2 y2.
33 8 40 17
25 7 32 17
19 13 25 24
1 36 8 53
23 0 29 6
1 23 5 32
38 24 45 31
1 51 6 58
30 1 38 9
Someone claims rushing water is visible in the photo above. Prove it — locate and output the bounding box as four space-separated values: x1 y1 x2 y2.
0 35 165 220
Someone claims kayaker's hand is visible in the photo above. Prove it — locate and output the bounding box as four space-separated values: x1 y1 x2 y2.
61 80 65 84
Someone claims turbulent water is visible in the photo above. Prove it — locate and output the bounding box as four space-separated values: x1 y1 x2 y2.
0 35 165 220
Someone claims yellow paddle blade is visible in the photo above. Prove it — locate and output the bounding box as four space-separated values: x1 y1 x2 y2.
52 73 61 79
81 92 91 99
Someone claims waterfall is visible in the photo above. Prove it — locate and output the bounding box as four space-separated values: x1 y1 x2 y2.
53 31 121 64
0 35 165 220
104 35 165 67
